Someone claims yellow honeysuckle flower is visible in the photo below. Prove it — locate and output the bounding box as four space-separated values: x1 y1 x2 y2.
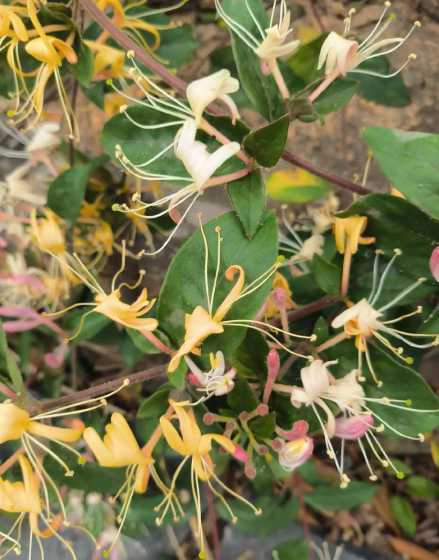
331 249 438 385
168 223 315 373
8 32 78 138
85 41 127 81
83 412 168 555
157 400 260 559
0 456 80 558
333 215 375 297
45 242 158 339
0 381 128 526
31 208 66 256
263 272 295 320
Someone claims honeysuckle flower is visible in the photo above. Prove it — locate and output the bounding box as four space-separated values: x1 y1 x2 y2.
114 118 241 256
0 455 80 559
262 272 295 324
308 193 340 234
46 242 158 339
310 2 420 102
334 215 375 296
277 361 435 485
215 0 300 98
430 246 439 282
186 351 236 400
158 400 261 559
308 542 344 560
85 41 127 81
0 119 60 162
276 420 314 471
0 382 127 523
83 412 166 553
168 222 315 372
8 33 78 138
111 55 242 133
331 249 438 385
186 69 240 126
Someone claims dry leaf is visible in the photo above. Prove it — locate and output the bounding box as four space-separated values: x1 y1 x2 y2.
389 536 439 560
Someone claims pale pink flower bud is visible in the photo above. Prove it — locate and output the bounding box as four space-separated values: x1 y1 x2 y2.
202 412 216 426
334 415 373 440
263 349 280 404
233 445 248 463
244 463 257 479
430 247 439 282
278 436 314 472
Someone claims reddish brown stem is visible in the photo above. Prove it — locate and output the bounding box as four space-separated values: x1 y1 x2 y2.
273 295 339 328
40 365 165 411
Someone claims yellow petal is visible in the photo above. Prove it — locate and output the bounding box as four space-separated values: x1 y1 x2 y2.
83 426 114 466
160 416 189 456
28 421 82 443
213 265 245 322
168 306 223 373
171 402 202 454
0 403 30 443
134 464 151 494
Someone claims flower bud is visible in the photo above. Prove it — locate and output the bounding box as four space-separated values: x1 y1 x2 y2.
334 415 373 440
278 436 314 472
430 247 439 282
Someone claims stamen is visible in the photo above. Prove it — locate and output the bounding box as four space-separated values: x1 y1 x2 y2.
351 54 417 78
378 277 426 312
358 2 391 48
369 249 401 306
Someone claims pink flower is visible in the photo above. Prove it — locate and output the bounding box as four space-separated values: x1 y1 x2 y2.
430 247 439 282
277 421 314 472
335 415 374 440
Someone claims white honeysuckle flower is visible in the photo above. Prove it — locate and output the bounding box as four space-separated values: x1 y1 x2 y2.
279 206 324 272
111 53 241 131
27 121 60 152
186 351 237 402
215 0 299 98
114 118 241 256
174 118 241 189
186 69 240 126
286 360 433 487
308 193 340 234
317 2 420 80
216 0 299 63
331 249 438 386
4 162 49 206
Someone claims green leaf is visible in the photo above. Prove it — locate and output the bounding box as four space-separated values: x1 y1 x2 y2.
68 39 94 86
267 168 329 204
227 170 266 238
250 412 276 439
231 329 269 378
138 385 171 419
102 106 184 176
155 23 198 68
287 34 327 82
243 115 289 167
157 211 278 357
217 496 299 536
304 482 377 511
222 0 284 120
311 255 340 295
362 128 439 219
273 539 310 560
355 57 411 107
227 377 258 413
126 328 171 355
313 78 358 118
47 155 108 224
339 194 439 280
80 81 105 109
390 495 417 537
63 310 110 343
365 347 439 436
0 321 24 393
169 360 187 389
406 476 439 500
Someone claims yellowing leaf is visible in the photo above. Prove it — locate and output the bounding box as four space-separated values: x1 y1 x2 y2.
296 24 320 44
267 168 329 204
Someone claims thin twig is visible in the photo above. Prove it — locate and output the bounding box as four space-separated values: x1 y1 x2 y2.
76 0 373 197
40 364 165 410
274 295 339 328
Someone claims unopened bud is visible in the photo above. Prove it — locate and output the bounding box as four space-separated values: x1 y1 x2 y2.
430 247 439 282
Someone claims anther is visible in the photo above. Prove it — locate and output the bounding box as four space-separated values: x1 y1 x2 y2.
414 21 422 28
418 433 425 442
396 471 405 480
393 248 402 256
384 1 391 7
310 334 317 342
127 50 135 58
408 53 417 61
65 470 74 477
119 104 128 113
369 474 378 482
